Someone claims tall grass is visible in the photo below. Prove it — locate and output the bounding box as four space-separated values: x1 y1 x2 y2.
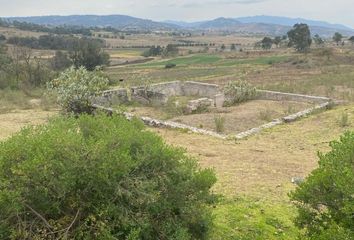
214 115 225 133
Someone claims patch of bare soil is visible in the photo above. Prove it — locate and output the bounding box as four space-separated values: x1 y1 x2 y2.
170 100 313 134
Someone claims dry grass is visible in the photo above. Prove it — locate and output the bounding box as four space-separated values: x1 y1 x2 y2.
152 104 354 201
169 100 312 134
0 109 57 141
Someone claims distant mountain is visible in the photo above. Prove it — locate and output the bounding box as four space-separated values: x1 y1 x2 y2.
166 16 354 37
235 15 353 31
4 14 354 37
6 15 179 31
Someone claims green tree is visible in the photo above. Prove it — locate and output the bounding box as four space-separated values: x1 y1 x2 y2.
70 39 110 71
287 23 312 52
349 36 354 44
231 43 236 51
0 114 217 240
51 51 72 71
47 66 109 114
163 44 179 57
313 34 324 45
290 132 354 239
261 37 273 50
273 36 282 48
220 44 226 51
333 32 343 45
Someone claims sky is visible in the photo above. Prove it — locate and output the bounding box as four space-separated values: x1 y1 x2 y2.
0 0 353 28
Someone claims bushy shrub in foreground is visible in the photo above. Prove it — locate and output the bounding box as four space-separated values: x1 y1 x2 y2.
290 132 354 240
0 114 216 239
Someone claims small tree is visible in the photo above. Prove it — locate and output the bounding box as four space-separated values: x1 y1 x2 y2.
287 23 312 52
231 43 236 51
51 50 72 71
70 38 110 71
333 32 343 45
220 44 226 51
349 36 354 44
313 34 324 46
290 132 354 239
273 36 282 48
261 37 273 50
163 44 179 57
47 66 109 114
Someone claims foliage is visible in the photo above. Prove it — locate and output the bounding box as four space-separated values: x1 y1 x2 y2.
333 32 343 45
142 46 163 57
273 36 282 47
214 115 225 133
69 39 110 71
313 34 324 45
261 37 273 50
0 34 6 42
287 24 312 52
50 51 72 71
210 198 300 240
47 66 109 114
165 63 176 69
290 132 354 239
224 81 257 106
0 114 217 239
349 36 354 44
163 44 179 57
0 45 55 89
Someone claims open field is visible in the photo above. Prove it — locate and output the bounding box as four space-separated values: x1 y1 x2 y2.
2 27 354 238
107 48 354 102
1 103 353 239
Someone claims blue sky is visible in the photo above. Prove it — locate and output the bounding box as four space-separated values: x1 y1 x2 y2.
0 0 353 28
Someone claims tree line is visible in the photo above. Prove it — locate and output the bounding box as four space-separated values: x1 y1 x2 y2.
257 24 354 52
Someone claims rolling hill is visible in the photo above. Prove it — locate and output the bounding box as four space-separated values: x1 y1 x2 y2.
3 14 354 37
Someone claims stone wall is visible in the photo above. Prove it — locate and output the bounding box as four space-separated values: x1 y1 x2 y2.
93 88 128 106
148 81 183 96
257 90 330 104
182 81 219 98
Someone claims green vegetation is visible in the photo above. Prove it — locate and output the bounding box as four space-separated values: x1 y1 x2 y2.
214 115 225 133
333 32 343 45
287 24 312 52
224 81 257 106
290 132 354 239
47 67 109 114
210 198 299 240
142 54 221 67
0 114 217 240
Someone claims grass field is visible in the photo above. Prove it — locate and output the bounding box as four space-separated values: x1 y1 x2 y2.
1 103 353 239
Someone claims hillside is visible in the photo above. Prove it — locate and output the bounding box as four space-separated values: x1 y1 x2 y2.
6 15 179 31
4 14 354 37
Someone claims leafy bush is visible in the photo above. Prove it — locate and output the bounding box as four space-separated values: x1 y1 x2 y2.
165 63 176 69
47 66 109 114
0 114 217 240
290 132 354 239
224 81 257 106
